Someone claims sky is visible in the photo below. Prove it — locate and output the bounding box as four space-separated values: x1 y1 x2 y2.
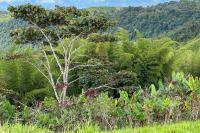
0 0 179 11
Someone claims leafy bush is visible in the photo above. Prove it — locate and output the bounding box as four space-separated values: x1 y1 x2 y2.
0 54 50 103
0 95 15 124
2 72 200 131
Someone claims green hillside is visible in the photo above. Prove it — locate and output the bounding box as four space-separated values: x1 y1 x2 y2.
0 13 12 22
161 20 200 42
110 1 200 42
180 35 200 51
3 1 200 47
87 6 124 13
0 19 27 47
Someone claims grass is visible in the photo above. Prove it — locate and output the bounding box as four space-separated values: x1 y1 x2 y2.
1 120 200 133
109 121 200 133
0 13 12 22
0 124 53 133
77 120 200 133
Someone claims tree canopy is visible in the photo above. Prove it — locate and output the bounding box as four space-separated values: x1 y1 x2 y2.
100 1 200 42
8 4 115 45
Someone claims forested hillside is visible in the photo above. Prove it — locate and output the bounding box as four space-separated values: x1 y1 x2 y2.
110 1 200 42
0 12 11 22
0 19 27 47
2 1 200 47
87 7 124 13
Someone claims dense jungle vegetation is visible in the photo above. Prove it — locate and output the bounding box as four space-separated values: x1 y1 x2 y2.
89 1 200 42
1 1 200 133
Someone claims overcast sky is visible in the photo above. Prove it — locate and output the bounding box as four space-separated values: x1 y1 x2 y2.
0 0 179 11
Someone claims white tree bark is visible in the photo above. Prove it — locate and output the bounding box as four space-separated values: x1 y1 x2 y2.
28 23 108 106
28 24 90 105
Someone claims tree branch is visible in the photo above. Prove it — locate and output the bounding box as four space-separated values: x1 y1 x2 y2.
96 84 116 90
69 76 84 85
43 50 60 101
31 23 64 75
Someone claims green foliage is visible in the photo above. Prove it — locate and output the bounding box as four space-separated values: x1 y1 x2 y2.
107 1 200 42
0 124 53 133
7 3 200 96
2 26 197 100
74 29 176 89
0 59 48 99
0 46 50 102
42 97 57 111
2 2 200 133
88 7 124 15
25 88 53 103
166 20 200 42
133 37 175 86
1 72 200 131
8 4 114 45
88 33 117 43
173 36 200 77
21 106 32 123
100 120 200 133
91 93 115 117
1 120 200 133
0 13 11 22
115 28 129 42
36 112 51 127
0 95 15 124
0 19 27 47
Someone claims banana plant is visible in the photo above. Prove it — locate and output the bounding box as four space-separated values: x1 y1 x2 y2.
186 76 200 94
185 76 200 120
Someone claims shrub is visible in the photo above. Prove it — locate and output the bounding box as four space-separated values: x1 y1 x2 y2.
0 95 15 124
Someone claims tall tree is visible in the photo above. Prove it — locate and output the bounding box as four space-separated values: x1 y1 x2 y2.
8 4 114 105
8 4 114 45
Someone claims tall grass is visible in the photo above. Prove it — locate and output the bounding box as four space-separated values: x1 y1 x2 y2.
76 120 200 133
0 124 53 133
1 120 200 133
